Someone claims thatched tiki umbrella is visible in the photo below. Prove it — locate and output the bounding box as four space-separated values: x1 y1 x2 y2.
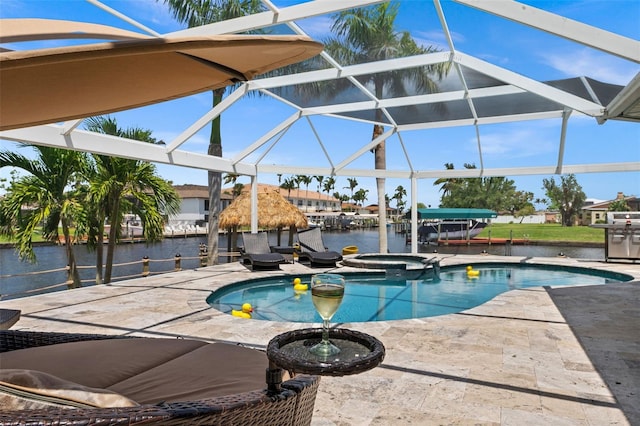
219 191 308 257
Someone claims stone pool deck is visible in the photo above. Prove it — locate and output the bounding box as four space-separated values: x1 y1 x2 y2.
1 254 639 425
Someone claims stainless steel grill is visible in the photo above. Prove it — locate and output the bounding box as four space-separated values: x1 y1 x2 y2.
591 212 640 261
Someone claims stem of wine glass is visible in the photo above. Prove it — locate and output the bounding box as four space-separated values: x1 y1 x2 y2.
322 319 330 343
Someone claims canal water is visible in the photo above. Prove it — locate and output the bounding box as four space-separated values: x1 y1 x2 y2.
0 229 604 300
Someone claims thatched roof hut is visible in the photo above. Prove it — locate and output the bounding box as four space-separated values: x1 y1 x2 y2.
220 191 308 229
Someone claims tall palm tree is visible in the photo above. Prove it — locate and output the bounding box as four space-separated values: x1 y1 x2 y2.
0 145 85 287
297 175 313 211
323 177 336 210
161 0 266 266
433 162 457 198
327 2 450 252
344 177 358 204
84 116 180 284
314 175 324 193
353 188 369 206
280 177 296 202
232 183 244 198
393 184 406 215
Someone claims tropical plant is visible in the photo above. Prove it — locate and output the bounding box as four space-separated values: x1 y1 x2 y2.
280 177 296 202
223 173 239 187
333 192 349 203
326 2 450 252
433 163 456 196
161 0 266 265
323 177 336 203
0 145 86 287
393 185 407 213
608 197 630 212
314 175 324 193
344 177 358 204
542 174 586 226
436 163 518 213
353 188 369 206
508 190 536 222
84 116 180 284
232 183 245 198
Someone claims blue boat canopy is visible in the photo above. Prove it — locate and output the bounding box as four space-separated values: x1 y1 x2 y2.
408 208 497 220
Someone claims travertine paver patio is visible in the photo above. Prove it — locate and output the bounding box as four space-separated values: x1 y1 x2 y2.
1 255 638 425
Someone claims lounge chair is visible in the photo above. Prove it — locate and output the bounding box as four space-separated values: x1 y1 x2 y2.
0 330 319 425
296 227 343 268
240 232 287 270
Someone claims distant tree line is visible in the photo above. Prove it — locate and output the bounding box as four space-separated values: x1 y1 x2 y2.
434 163 589 226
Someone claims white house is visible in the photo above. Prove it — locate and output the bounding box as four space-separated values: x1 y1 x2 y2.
168 184 233 229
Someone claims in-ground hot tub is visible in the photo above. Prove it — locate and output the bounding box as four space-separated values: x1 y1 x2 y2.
342 253 440 279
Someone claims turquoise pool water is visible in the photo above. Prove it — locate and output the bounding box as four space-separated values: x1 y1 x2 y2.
206 264 632 323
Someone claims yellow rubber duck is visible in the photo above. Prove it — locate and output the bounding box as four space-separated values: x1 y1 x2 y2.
466 265 480 277
293 277 308 292
231 303 253 319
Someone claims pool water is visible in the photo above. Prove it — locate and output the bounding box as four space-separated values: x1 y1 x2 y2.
206 264 632 323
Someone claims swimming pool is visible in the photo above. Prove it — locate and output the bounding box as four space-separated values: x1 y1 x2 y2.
206 264 632 323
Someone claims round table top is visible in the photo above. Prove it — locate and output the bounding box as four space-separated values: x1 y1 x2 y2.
266 328 385 376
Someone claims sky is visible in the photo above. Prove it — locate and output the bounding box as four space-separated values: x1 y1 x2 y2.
1 0 639 209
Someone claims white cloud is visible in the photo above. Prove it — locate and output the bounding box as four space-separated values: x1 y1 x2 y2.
119 0 183 32
542 48 637 85
297 16 333 39
413 29 463 50
473 128 555 158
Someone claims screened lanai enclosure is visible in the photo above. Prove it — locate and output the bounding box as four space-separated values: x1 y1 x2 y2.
1 0 638 253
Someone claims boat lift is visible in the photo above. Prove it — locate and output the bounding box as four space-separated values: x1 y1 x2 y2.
406 208 498 245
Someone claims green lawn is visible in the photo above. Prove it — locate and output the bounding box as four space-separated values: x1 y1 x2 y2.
478 223 604 243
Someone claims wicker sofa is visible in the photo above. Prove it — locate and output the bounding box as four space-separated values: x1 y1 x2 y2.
0 330 319 425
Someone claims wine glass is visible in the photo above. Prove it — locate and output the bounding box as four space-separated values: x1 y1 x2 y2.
309 273 345 356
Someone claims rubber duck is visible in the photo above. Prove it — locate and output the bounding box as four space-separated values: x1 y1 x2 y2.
293 277 308 292
231 303 253 319
466 265 480 277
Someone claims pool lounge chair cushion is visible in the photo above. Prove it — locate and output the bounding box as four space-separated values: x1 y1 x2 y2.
296 228 343 267
0 337 271 404
0 369 139 410
0 331 320 426
241 232 287 270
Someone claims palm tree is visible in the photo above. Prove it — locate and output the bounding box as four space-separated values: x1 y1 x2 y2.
0 145 85 288
322 176 336 211
323 177 336 197
84 116 180 284
232 183 244 198
161 0 266 266
344 177 359 204
433 163 457 198
333 192 349 204
297 175 313 211
223 173 239 187
353 188 369 206
393 184 406 215
314 175 324 193
327 2 450 252
280 177 296 202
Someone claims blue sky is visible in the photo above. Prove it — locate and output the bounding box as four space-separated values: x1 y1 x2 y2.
1 0 639 209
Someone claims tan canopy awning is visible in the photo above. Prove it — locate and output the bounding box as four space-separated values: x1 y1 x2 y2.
0 19 323 130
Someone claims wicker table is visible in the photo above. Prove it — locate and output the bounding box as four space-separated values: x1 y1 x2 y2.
0 309 21 330
265 328 385 393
